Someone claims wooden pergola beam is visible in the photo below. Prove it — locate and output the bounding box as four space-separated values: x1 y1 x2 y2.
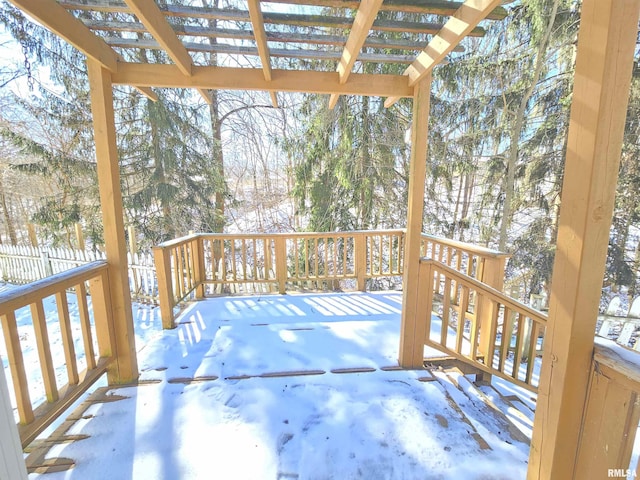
246 0 278 107
123 0 213 103
112 63 413 97
61 0 508 21
263 0 508 19
528 0 640 478
329 0 384 109
60 1 486 37
7 0 158 101
384 0 502 108
124 0 192 76
85 19 465 52
105 37 417 64
8 0 119 72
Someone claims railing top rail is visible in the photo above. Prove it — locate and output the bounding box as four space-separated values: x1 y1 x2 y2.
421 257 546 323
155 229 408 249
420 233 510 259
154 233 201 250
0 260 108 314
594 336 640 387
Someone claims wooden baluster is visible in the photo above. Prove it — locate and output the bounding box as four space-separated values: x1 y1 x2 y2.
526 321 540 385
56 292 79 385
355 234 366 291
0 312 33 424
76 282 96 369
456 285 469 354
314 237 319 283
469 290 482 360
264 238 273 282
171 247 181 301
485 302 500 371
343 236 348 277
30 301 58 402
418 261 435 345
230 240 237 282
499 306 513 373
183 244 193 295
441 277 451 347
252 238 258 281
333 237 340 278
512 313 525 381
275 237 287 294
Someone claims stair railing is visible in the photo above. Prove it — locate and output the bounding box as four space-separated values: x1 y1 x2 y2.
418 258 547 392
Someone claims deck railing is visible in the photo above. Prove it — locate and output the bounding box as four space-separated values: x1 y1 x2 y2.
0 261 115 447
575 338 640 478
420 234 511 290
419 258 547 392
153 230 510 329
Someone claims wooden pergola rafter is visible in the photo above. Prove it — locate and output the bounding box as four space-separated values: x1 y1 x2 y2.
22 0 508 105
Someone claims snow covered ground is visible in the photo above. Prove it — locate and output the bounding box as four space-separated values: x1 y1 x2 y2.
15 291 532 479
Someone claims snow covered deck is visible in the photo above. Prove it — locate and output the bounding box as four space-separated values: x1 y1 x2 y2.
27 292 532 479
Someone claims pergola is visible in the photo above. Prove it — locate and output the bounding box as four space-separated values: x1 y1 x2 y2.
1 0 639 478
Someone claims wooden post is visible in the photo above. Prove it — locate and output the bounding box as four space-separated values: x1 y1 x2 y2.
399 75 431 368
477 255 507 372
153 246 175 329
355 234 367 291
89 270 116 361
75 223 85 251
87 60 138 383
192 236 205 299
275 237 287 294
0 355 28 480
528 1 640 478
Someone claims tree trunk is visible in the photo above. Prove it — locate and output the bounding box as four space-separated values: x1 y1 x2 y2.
0 177 17 245
498 0 561 251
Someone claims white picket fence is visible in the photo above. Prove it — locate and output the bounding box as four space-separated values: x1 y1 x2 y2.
0 244 158 304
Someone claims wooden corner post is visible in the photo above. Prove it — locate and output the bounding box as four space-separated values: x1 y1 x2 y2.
399 75 431 368
528 1 640 478
87 59 139 384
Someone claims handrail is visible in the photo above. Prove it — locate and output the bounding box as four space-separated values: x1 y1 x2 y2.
0 261 108 313
419 257 546 392
153 230 407 328
0 261 115 447
155 229 406 247
428 260 546 322
575 337 640 478
420 233 510 259
152 230 511 329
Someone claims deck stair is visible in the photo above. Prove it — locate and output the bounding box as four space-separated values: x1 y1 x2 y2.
424 361 534 447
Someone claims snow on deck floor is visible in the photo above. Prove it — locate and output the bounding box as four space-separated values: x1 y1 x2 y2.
29 292 530 480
